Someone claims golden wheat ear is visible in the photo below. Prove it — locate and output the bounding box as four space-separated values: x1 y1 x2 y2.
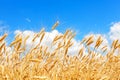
0 33 8 42
51 21 59 30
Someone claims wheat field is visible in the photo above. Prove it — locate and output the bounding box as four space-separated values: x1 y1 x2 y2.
0 23 120 80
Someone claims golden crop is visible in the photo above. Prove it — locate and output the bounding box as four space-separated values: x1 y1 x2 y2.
0 24 120 80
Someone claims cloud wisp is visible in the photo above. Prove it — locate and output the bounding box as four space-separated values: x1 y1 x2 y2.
25 18 31 23
0 21 9 35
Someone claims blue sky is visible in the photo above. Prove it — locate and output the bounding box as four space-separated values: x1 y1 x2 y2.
0 0 120 40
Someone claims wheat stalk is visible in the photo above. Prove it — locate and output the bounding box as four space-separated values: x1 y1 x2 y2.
0 27 120 80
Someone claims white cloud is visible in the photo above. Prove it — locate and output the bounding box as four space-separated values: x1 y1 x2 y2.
14 29 109 56
68 39 83 55
14 29 82 56
109 22 120 41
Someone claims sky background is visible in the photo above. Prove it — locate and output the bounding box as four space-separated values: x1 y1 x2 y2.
0 0 120 40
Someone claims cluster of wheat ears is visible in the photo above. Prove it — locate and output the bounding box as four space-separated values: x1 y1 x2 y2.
0 22 120 80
